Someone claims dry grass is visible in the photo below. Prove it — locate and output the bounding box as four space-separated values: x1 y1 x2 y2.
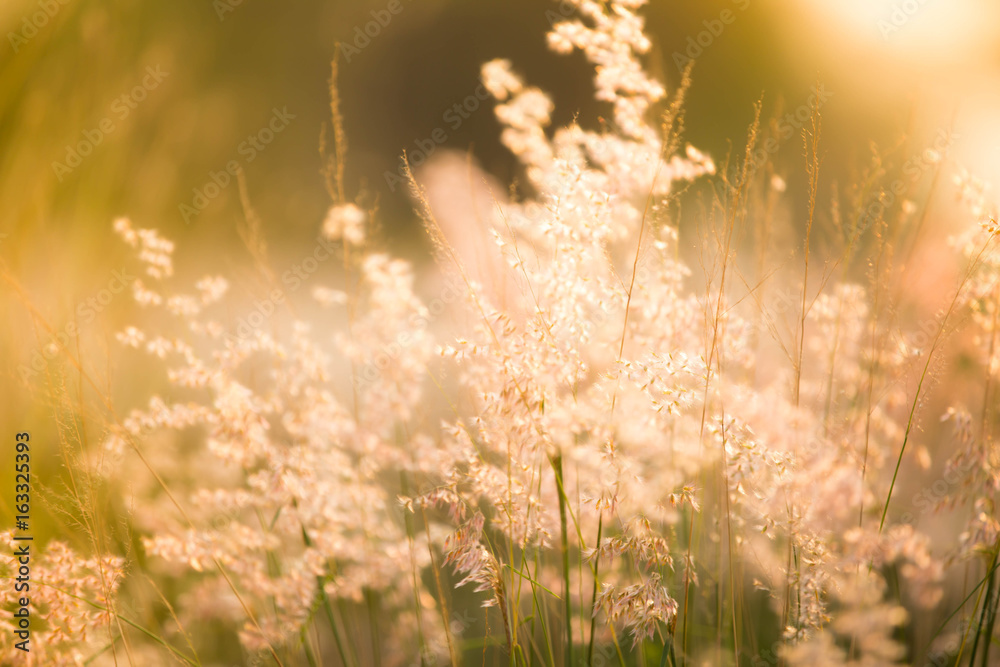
4 1 1000 666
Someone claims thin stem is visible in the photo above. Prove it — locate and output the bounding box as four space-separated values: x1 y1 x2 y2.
553 454 573 667
588 514 604 666
879 235 996 533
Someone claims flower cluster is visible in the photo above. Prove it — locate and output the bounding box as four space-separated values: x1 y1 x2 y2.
0 533 124 666
92 0 1000 664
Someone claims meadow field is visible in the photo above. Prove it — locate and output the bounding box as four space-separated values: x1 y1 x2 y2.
3 0 1000 665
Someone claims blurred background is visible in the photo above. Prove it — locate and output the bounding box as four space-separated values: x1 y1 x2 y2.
2 0 1000 540
2 0 1000 263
